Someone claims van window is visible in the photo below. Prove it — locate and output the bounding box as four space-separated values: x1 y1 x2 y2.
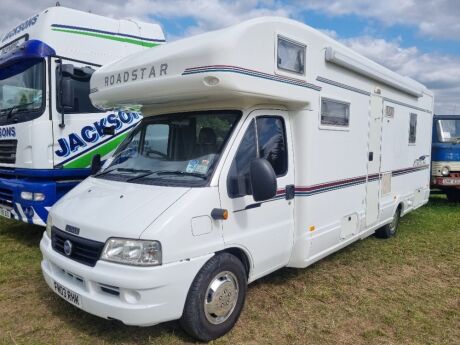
277 36 305 75
321 98 350 127
228 116 287 198
256 117 287 176
409 113 417 144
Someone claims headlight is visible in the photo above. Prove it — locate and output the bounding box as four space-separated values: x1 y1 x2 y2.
441 166 450 176
101 238 162 266
21 191 45 201
46 214 52 238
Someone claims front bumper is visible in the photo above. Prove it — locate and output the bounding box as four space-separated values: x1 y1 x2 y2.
431 176 460 189
0 177 79 226
40 233 212 326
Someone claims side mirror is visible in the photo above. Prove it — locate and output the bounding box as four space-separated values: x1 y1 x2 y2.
249 158 277 202
91 154 102 175
102 126 116 136
60 77 74 110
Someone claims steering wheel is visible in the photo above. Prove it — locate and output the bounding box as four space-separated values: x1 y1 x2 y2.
146 149 168 158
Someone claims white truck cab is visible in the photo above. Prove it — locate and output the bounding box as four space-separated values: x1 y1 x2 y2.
0 6 164 225
40 17 433 341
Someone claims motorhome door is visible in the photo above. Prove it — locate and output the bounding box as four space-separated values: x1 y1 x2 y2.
365 93 384 226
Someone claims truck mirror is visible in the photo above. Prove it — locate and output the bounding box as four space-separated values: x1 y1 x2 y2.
91 154 102 175
102 126 116 136
60 77 74 110
249 158 277 202
60 64 74 77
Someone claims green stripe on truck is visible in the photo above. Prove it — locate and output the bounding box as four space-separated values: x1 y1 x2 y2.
63 132 129 169
51 28 159 47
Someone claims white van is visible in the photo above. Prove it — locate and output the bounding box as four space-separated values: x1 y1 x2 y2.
40 17 434 341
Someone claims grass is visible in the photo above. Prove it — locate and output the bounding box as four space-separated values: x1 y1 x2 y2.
0 195 459 345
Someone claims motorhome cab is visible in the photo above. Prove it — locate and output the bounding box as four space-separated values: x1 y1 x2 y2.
40 18 434 341
0 6 164 225
431 115 460 201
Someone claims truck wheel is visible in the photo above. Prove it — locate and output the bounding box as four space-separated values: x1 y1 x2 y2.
446 191 460 202
180 253 247 342
375 207 401 239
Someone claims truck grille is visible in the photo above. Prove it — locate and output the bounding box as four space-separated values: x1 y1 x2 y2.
0 140 17 164
0 187 13 208
51 227 105 267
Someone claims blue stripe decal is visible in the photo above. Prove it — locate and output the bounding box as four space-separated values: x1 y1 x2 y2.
51 24 166 43
183 65 322 91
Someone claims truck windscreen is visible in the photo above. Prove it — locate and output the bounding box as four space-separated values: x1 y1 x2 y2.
0 59 45 125
436 119 460 143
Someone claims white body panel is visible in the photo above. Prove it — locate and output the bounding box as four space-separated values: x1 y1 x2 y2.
42 17 434 326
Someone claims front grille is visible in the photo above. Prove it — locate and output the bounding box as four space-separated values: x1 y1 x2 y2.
0 140 17 164
51 227 105 267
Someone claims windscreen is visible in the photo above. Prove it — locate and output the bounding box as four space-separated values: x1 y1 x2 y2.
436 119 460 143
0 60 45 125
96 111 241 187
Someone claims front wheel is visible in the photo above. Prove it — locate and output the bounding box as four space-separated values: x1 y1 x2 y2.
375 207 401 239
180 253 247 342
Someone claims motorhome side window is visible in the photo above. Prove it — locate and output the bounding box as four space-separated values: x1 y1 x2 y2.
228 116 287 198
321 98 350 127
56 66 102 114
277 36 305 75
409 113 417 144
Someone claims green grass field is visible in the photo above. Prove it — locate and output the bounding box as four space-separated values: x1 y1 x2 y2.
0 195 459 345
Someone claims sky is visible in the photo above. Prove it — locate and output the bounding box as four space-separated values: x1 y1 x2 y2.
0 0 459 114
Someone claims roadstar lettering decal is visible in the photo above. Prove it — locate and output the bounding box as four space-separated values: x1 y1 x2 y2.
55 111 140 157
104 63 168 86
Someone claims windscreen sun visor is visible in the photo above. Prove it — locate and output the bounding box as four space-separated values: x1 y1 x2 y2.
0 39 56 80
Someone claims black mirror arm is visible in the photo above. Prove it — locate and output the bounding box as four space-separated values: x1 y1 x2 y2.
57 59 66 129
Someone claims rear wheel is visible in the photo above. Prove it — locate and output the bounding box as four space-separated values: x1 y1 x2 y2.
180 253 247 342
375 207 401 239
446 190 460 202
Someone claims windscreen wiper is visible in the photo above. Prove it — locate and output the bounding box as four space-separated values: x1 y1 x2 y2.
94 167 151 178
127 170 207 182
4 101 36 119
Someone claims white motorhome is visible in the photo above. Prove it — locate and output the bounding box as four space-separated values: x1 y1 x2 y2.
40 18 433 341
0 6 164 225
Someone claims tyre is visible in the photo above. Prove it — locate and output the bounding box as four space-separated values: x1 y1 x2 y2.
375 207 401 239
180 253 247 342
446 190 460 202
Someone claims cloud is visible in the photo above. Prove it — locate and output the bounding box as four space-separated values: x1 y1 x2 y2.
297 0 460 41
340 35 460 114
0 0 458 113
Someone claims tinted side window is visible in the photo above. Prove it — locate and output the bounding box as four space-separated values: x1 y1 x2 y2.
227 116 288 198
56 66 102 114
227 120 257 198
257 117 287 176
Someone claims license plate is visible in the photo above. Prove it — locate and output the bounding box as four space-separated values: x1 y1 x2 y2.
441 178 460 185
0 208 11 219
53 281 81 307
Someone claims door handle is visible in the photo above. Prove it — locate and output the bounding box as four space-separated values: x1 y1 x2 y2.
285 184 295 200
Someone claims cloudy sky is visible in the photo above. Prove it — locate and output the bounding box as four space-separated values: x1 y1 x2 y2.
1 0 459 114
